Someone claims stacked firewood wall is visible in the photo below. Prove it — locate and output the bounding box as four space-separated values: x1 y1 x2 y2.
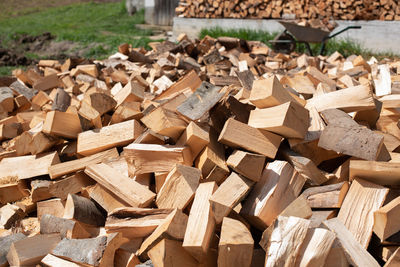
176 0 400 21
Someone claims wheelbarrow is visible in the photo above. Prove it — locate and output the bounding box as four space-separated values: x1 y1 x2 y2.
269 20 361 56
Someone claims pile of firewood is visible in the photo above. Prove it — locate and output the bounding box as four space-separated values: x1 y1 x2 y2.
0 33 400 267
176 0 400 21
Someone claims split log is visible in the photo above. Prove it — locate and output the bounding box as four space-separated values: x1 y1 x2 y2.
301 182 349 208
226 150 266 181
349 160 400 185
0 233 26 267
176 121 209 159
373 196 400 241
148 239 198 267
40 214 90 239
63 194 106 227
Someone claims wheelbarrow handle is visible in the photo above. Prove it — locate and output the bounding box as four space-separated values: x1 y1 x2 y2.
325 25 362 40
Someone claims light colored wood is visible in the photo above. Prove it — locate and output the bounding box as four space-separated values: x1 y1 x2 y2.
41 254 83 267
154 69 202 100
384 247 400 267
86 183 129 213
63 193 105 227
0 180 29 204
218 217 253 267
141 107 187 141
176 121 210 159
124 143 192 175
373 196 400 241
248 101 309 139
324 239 349 267
0 87 14 112
0 233 26 267
77 119 143 156
337 178 389 248
78 100 102 129
295 228 336 267
306 66 336 91
105 208 172 238
48 172 94 199
209 172 253 224
226 150 266 181
114 248 140 267
83 92 116 116
139 209 188 258
195 143 229 184
0 204 25 229
301 182 349 208
374 64 391 96
349 160 400 185
249 76 296 108
218 118 283 159
148 239 198 267
264 216 310 267
40 214 90 239
43 111 81 139
306 84 375 113
85 163 155 208
37 198 65 220
0 151 60 180
323 218 380 267
49 148 118 179
156 164 201 209
33 73 60 91
241 160 296 230
6 233 61 266
183 182 217 262
280 195 312 219
114 81 144 106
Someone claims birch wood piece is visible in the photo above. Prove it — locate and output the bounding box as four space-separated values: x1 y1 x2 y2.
218 217 254 267
249 76 295 108
349 160 400 185
105 208 172 238
148 239 198 267
295 228 336 267
77 119 143 156
241 161 296 230
264 216 310 267
218 118 283 159
323 218 380 267
373 196 400 241
337 178 389 248
0 233 26 267
40 214 90 239
85 163 155 208
177 81 223 120
139 209 188 258
301 182 349 208
226 150 266 181
41 254 82 267
49 148 119 179
0 151 60 180
209 172 253 224
156 164 201 209
6 233 61 267
248 101 309 139
183 182 217 262
63 194 105 227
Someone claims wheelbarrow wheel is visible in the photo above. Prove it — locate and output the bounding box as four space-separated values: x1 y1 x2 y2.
272 32 296 54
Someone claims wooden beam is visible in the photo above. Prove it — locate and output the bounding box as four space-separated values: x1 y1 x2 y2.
209 172 253 224
156 164 201 209
85 163 155 208
373 196 400 241
77 119 143 156
241 161 296 230
183 182 217 262
0 151 60 180
124 144 192 175
105 208 172 239
337 178 389 248
6 233 61 267
248 101 309 139
349 160 400 185
226 150 266 182
218 217 253 267
323 218 380 267
218 118 283 159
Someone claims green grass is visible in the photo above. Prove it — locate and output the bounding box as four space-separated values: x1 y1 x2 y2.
0 1 164 75
200 27 398 59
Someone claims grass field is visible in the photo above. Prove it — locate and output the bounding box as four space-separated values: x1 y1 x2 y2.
0 1 162 75
200 27 397 59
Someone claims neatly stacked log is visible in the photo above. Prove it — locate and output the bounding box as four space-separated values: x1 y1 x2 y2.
1 35 400 266
176 0 400 21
